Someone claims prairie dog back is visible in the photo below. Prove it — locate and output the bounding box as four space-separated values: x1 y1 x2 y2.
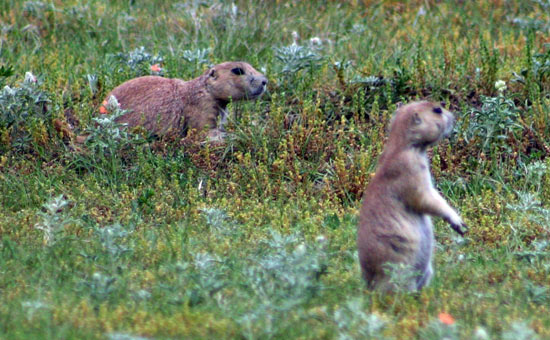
357 101 467 291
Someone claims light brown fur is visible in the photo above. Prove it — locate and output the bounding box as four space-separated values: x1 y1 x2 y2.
101 61 267 139
357 101 467 291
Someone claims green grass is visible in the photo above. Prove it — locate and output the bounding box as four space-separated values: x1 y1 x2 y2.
1 0 550 339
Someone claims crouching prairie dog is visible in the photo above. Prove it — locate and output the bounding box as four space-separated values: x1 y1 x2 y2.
357 101 467 292
99 61 267 140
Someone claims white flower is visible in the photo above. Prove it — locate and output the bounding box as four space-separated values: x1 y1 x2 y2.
291 31 299 44
294 243 307 256
474 327 490 340
417 6 426 16
495 80 507 92
310 37 322 45
24 71 36 84
3 85 15 96
315 234 327 245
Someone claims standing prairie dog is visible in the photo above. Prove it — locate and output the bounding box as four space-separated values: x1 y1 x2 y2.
100 61 267 140
357 101 467 291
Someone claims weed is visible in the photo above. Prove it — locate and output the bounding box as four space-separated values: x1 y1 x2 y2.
75 95 145 185
200 207 240 238
81 272 117 303
333 298 388 340
21 300 50 321
418 318 459 340
461 91 523 155
110 46 164 77
274 44 323 76
181 47 212 67
0 72 52 153
34 195 73 246
382 262 423 292
502 322 539 340
236 231 328 338
106 333 150 340
94 222 132 260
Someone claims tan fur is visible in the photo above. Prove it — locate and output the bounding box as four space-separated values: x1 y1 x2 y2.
357 101 467 291
102 61 267 139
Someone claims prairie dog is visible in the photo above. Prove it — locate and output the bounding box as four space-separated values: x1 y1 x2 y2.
357 101 467 291
101 61 267 140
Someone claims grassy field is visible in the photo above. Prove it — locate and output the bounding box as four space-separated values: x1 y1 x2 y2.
1 0 549 339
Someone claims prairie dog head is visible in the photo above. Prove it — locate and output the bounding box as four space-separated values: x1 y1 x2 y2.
205 61 267 101
389 101 455 148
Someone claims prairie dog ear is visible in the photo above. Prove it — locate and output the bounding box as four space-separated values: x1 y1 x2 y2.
411 112 422 125
208 68 218 79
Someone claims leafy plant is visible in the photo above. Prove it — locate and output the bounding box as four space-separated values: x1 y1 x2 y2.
237 231 328 338
181 47 212 66
0 72 52 153
94 222 132 260
333 298 388 340
75 95 145 185
110 46 164 77
81 272 117 303
418 317 459 340
461 93 523 154
200 207 240 238
34 195 73 246
502 322 539 340
274 44 323 75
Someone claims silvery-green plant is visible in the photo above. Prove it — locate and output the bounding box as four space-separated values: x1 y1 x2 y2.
236 231 327 339
333 298 388 340
0 71 51 152
200 207 239 238
247 231 327 303
524 280 550 305
514 240 549 264
520 161 548 193
181 47 212 66
350 23 367 34
191 252 227 295
34 195 72 246
383 262 422 292
94 222 132 260
131 289 151 302
82 272 116 303
502 321 539 340
106 333 151 340
21 300 50 321
86 74 99 95
23 1 55 18
462 93 523 154
506 189 550 231
111 46 164 77
75 95 145 185
275 44 323 75
84 95 142 154
474 327 491 340
351 75 388 89
418 318 459 340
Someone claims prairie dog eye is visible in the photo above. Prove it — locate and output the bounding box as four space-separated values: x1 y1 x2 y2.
432 107 442 114
231 67 245 75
